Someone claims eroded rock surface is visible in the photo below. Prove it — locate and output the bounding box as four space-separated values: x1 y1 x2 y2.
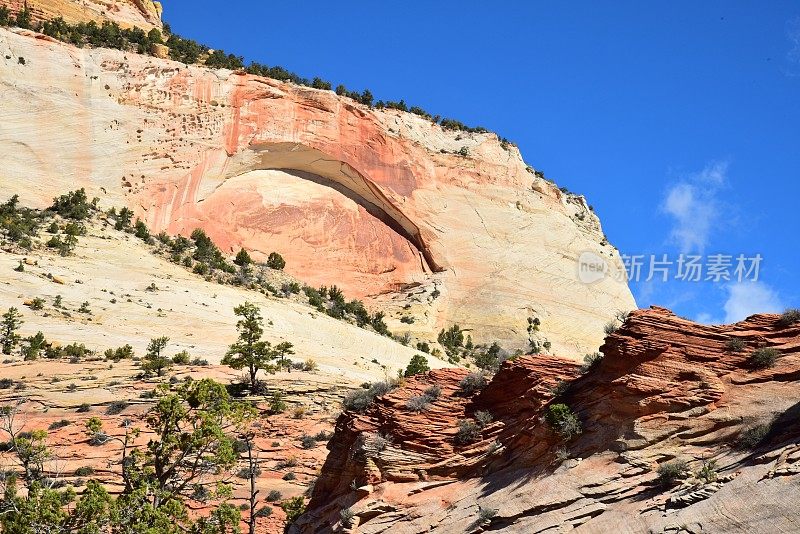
297 307 800 533
1 0 162 30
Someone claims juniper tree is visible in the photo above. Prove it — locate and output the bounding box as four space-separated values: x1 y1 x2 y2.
274 341 295 371
118 379 253 517
222 302 276 389
1 307 23 354
404 354 430 377
234 248 252 266
142 336 171 376
266 252 285 270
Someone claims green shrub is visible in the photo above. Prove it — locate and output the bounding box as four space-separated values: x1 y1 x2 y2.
580 352 603 373
736 422 772 450
725 338 746 352
656 459 689 487
63 222 85 236
458 372 487 395
340 507 355 527
255 506 272 517
141 336 171 376
171 350 190 365
342 381 393 412
404 354 430 377
477 506 497 526
104 344 134 362
550 379 570 398
313 430 331 442
236 466 262 479
545 404 582 439
59 342 91 360
474 410 493 428
696 460 718 483
105 401 128 415
22 333 45 361
74 466 94 476
405 395 431 412
204 49 244 69
300 435 317 449
454 419 481 445
777 308 800 327
48 419 71 430
370 311 391 336
603 322 619 335
424 384 442 399
134 219 150 240
1 307 24 355
50 188 92 220
234 248 252 266
268 391 287 414
438 324 464 356
266 489 282 502
748 347 779 369
267 252 285 270
281 495 305 524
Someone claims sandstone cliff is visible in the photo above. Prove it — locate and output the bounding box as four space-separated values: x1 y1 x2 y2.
2 0 162 29
297 307 800 533
0 24 634 355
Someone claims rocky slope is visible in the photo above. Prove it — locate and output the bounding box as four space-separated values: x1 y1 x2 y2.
0 216 442 381
296 307 800 533
0 20 634 355
0 206 448 531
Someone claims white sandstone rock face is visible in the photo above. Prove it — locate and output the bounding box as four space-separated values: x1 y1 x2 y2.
1 0 162 30
0 27 635 356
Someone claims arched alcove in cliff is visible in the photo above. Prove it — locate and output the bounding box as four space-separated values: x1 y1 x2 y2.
169 142 446 299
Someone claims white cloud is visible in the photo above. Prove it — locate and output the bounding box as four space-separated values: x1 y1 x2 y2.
785 17 800 76
695 312 720 325
695 281 783 325
662 161 728 254
722 281 784 323
789 17 800 64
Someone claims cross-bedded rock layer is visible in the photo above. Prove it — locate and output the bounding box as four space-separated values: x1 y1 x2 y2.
297 307 800 533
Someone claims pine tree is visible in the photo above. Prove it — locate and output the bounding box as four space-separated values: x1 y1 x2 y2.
1 307 23 355
142 336 171 376
404 354 430 377
222 302 276 389
234 248 252 266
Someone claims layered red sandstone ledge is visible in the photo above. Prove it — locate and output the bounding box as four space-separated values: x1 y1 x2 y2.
295 307 800 532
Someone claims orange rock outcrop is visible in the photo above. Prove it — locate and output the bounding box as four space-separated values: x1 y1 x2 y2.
1 0 162 30
297 307 800 532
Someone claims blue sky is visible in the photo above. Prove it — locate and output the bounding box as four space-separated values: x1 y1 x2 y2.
163 1 799 323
